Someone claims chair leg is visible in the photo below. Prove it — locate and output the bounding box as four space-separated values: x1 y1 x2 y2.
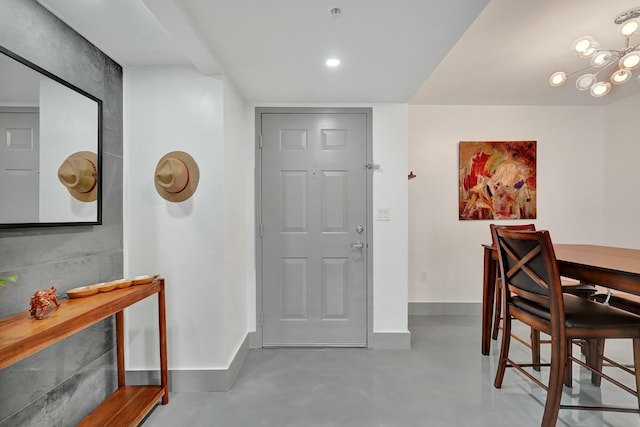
531 328 541 372
541 336 566 427
492 279 502 340
583 339 594 365
632 338 640 410
564 339 573 387
494 308 512 389
590 339 604 387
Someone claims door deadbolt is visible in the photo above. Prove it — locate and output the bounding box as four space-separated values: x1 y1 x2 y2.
356 225 364 234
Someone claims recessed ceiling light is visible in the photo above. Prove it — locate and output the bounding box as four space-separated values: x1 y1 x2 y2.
326 58 340 67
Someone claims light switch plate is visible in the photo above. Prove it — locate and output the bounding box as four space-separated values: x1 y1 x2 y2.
377 208 390 221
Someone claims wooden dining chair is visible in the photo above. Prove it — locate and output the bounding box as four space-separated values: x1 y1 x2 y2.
490 224 540 367
490 224 537 340
494 229 640 427
490 224 597 375
590 289 640 386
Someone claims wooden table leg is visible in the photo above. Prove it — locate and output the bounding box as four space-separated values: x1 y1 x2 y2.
116 311 125 387
482 246 497 355
158 278 169 405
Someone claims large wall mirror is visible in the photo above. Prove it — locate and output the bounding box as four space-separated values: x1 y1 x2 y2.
0 46 102 228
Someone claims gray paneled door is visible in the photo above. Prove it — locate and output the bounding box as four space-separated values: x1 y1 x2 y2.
0 110 39 223
259 111 368 346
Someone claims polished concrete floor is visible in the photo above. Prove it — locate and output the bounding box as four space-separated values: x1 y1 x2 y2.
142 315 640 426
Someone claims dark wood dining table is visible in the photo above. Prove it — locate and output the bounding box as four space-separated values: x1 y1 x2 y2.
481 243 640 355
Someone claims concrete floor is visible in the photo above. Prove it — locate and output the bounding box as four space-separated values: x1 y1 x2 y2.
141 315 640 426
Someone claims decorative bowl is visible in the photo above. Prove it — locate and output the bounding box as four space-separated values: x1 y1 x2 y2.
132 274 159 285
96 282 118 293
67 284 101 298
111 278 133 289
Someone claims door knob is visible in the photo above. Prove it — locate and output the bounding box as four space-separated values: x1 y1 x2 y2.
351 241 364 249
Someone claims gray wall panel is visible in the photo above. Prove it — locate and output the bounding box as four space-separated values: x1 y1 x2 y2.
0 350 116 427
0 0 123 425
103 60 124 158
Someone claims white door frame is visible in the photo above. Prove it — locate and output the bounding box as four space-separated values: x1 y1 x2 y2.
254 107 374 348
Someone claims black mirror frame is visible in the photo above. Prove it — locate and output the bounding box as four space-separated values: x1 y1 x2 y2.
0 45 103 229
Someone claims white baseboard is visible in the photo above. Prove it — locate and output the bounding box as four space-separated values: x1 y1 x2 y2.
248 331 260 348
372 331 411 349
408 302 482 316
250 331 410 349
126 334 249 392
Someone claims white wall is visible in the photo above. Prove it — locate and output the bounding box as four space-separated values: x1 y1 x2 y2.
222 78 251 364
121 64 636 369
371 104 409 332
124 65 227 369
603 93 640 249
124 70 408 372
408 105 606 303
40 79 98 222
248 103 409 336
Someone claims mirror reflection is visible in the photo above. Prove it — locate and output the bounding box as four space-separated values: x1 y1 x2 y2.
0 47 102 228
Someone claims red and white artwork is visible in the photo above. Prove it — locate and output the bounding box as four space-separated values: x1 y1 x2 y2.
459 141 537 220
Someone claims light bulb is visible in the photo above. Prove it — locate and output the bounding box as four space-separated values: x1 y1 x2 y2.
577 41 599 58
549 71 567 87
620 20 639 38
610 69 631 85
590 81 611 97
326 58 340 67
591 51 613 67
620 52 640 70
572 35 595 53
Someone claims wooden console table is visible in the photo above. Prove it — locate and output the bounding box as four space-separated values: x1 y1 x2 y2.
0 279 168 426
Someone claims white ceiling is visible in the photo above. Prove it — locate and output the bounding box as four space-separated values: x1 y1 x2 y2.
35 0 640 106
412 0 640 106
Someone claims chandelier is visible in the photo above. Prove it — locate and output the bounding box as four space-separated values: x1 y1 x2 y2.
549 7 640 98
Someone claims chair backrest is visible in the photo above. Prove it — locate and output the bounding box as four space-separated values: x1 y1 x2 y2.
494 228 564 313
489 223 536 247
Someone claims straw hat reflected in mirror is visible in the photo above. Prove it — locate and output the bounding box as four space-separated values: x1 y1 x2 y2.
154 151 199 202
57 151 98 202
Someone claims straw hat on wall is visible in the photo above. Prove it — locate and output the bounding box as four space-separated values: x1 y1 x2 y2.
57 151 98 202
154 151 199 202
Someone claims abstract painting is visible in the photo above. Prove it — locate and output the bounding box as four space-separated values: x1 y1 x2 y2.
459 141 536 220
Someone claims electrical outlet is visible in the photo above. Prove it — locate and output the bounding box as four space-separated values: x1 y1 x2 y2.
420 270 427 282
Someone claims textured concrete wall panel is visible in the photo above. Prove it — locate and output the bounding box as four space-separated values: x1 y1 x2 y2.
0 0 123 425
